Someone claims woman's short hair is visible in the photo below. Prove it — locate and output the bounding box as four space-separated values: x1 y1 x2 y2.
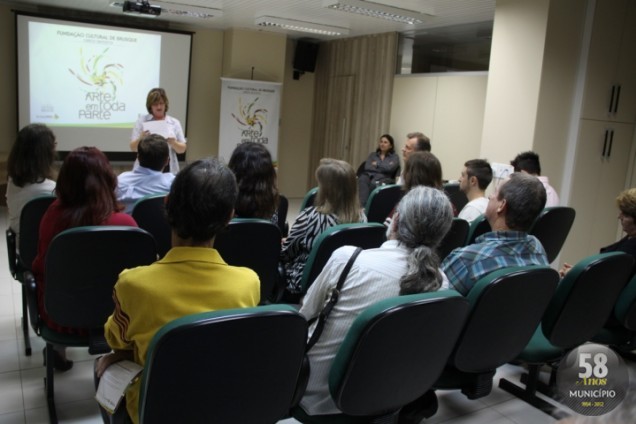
315 158 361 223
145 88 169 114
394 186 453 295
403 151 443 191
8 124 57 187
377 134 395 155
55 146 120 228
228 142 279 219
166 158 237 243
617 188 636 220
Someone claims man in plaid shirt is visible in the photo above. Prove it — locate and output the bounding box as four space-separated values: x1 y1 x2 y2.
442 172 549 295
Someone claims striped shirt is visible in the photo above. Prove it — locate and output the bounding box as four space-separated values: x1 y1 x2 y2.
442 231 548 295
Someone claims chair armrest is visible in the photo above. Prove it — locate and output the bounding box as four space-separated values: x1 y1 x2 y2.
23 270 41 335
5 228 18 279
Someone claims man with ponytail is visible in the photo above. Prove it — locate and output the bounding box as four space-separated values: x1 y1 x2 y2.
298 186 454 416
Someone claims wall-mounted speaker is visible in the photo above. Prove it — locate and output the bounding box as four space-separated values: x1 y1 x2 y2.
293 40 320 73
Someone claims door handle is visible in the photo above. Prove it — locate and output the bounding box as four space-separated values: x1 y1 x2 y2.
602 130 609 158
607 129 614 158
612 85 622 114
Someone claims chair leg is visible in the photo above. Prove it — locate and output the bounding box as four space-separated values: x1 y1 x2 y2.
21 285 32 356
498 365 569 420
44 344 59 424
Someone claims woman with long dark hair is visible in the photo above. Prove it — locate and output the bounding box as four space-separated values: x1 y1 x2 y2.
6 124 57 244
228 142 279 223
32 147 137 370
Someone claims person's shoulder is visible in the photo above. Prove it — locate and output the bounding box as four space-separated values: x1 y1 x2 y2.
110 212 138 226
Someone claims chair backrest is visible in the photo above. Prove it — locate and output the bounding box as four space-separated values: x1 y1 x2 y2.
139 304 307 424
214 218 282 303
299 223 387 294
443 182 469 214
466 214 491 245
614 274 636 331
277 194 289 237
528 206 576 263
328 291 469 416
451 266 560 373
437 218 469 261
542 252 634 349
18 195 56 271
364 184 404 223
131 193 171 258
44 226 157 329
299 187 318 211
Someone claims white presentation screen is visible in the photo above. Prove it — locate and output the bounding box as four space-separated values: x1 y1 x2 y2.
16 13 192 157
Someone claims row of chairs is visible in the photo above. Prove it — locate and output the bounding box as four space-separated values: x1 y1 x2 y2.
5 196 635 422
440 206 577 263
301 182 469 225
122 251 636 423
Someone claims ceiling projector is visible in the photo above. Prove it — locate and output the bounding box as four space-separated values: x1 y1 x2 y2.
123 1 161 17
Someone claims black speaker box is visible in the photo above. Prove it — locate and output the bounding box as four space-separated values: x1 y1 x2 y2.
293 40 319 73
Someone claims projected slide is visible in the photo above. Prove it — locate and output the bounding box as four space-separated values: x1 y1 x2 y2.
28 21 160 127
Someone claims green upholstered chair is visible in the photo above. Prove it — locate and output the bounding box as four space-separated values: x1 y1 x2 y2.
292 291 470 424
499 252 634 418
364 184 404 223
437 218 469 261
138 305 307 424
300 186 319 211
592 274 636 360
299 223 387 295
5 194 56 356
131 193 171 258
443 182 469 215
24 226 158 423
433 266 559 400
214 218 283 304
465 214 491 245
528 207 576 263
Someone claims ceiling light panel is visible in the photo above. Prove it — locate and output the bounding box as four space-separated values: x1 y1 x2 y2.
255 16 349 36
322 0 434 25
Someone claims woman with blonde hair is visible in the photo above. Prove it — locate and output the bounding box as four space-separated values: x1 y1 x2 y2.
281 158 365 298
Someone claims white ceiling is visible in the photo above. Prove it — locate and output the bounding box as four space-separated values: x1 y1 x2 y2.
1 0 495 40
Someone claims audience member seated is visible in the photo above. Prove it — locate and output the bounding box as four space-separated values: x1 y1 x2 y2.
6 124 57 246
32 147 137 372
511 150 559 207
442 173 549 296
384 151 444 230
228 141 280 224
96 158 260 424
561 187 636 277
281 158 366 298
402 151 443 191
457 159 493 222
298 186 453 417
357 134 400 205
397 131 431 185
117 134 175 213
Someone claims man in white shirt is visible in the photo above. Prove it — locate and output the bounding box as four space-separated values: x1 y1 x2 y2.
458 159 493 222
511 151 560 207
117 134 175 213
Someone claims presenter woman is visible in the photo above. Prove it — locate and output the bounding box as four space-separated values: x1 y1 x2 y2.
130 88 186 174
